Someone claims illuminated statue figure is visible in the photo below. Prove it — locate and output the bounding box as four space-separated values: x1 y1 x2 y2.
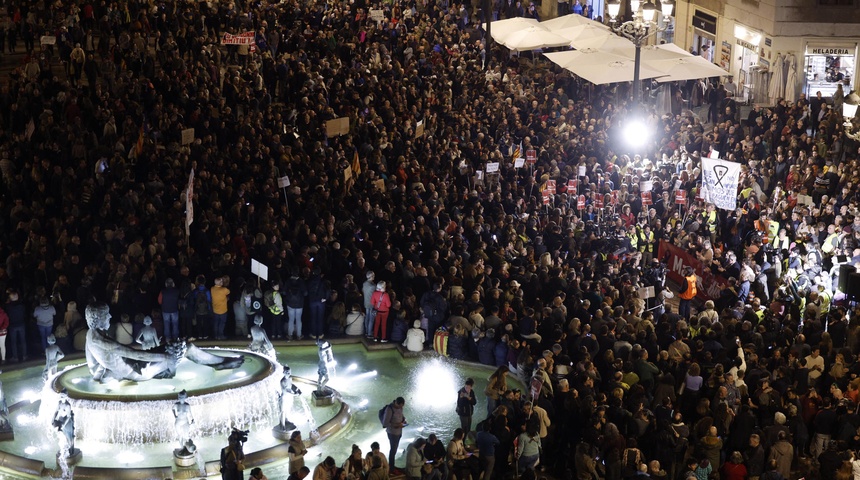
43 334 65 381
85 302 244 382
0 374 11 434
277 365 302 431
316 340 333 394
173 390 196 454
52 389 77 456
136 316 161 350
248 315 275 358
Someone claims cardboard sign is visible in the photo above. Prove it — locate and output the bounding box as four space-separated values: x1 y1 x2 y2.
415 120 425 138
514 158 525 168
642 191 653 205
675 190 687 205
251 259 269 281
278 176 291 188
344 166 353 182
611 190 620 205
526 149 537 163
486 162 500 173
374 179 386 192
40 35 57 45
325 117 350 137
181 128 195 145
542 190 551 205
546 179 556 194
577 195 586 210
638 285 656 299
370 8 385 21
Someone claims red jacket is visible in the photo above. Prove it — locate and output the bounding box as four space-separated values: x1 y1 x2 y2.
0 307 9 332
370 291 391 313
720 461 747 480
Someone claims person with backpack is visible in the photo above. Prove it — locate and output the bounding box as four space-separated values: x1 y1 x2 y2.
381 397 407 472
192 276 212 340
284 270 307 341
264 280 286 340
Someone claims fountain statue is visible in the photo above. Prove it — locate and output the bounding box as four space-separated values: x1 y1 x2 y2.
52 389 81 464
272 364 302 439
43 334 65 382
0 373 12 441
85 302 244 382
136 316 161 350
172 390 197 466
248 315 275 358
312 341 335 406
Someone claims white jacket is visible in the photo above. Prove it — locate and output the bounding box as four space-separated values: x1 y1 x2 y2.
403 328 425 352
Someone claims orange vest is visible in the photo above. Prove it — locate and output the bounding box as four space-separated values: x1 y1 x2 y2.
679 274 697 300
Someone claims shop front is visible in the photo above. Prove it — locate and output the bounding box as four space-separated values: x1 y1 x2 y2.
733 23 763 102
804 42 857 98
691 9 717 62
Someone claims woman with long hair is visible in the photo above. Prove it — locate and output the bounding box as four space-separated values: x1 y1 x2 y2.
485 365 509 416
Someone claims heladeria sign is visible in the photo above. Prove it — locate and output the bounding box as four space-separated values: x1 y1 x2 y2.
807 46 854 56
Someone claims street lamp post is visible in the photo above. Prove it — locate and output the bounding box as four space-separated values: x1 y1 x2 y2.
606 0 674 108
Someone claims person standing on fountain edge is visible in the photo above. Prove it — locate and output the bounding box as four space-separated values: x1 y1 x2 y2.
382 397 407 472
158 278 181 343
210 276 231 341
456 378 477 434
371 282 392 342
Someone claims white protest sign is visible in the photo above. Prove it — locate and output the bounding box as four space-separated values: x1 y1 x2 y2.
370 9 385 22
486 162 500 173
251 259 269 281
514 158 525 168
578 165 586 176
701 157 742 211
709 149 720 159
640 180 653 192
278 176 291 188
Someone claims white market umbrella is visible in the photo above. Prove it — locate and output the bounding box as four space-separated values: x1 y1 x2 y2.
501 25 572 51
484 17 539 43
553 24 615 44
768 53 784 105
571 35 635 57
649 56 729 82
540 14 610 32
544 49 667 85
784 54 798 102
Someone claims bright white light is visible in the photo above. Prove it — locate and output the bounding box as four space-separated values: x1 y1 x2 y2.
624 119 649 148
234 371 248 378
347 363 358 372
70 378 83 385
410 359 458 411
358 399 369 407
15 414 39 426
23 390 41 404
354 371 378 380
24 446 37 455
178 371 198 380
116 451 145 464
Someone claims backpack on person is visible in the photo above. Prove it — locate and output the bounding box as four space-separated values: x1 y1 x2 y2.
195 290 210 316
378 402 393 427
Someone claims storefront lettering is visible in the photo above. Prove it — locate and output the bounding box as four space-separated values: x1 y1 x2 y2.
736 39 757 51
808 47 852 55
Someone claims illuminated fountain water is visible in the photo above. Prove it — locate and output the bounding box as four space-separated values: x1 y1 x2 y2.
0 343 512 480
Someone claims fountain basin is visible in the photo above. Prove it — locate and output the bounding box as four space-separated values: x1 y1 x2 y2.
41 349 279 445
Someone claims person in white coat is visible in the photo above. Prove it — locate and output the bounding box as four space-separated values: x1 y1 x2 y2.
404 321 425 352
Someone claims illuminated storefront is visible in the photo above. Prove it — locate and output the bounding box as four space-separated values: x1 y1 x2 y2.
804 43 857 97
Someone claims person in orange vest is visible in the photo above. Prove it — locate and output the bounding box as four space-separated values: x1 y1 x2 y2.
678 266 697 320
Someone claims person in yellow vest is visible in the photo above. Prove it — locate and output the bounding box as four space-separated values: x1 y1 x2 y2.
678 266 697 320
701 204 718 245
211 276 231 340
627 226 639 253
638 224 655 265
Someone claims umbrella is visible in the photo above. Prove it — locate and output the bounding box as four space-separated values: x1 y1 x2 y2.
500 25 572 51
484 17 540 43
544 50 667 85
767 53 784 105
649 56 729 82
553 24 615 44
784 54 798 102
540 14 610 32
571 35 635 56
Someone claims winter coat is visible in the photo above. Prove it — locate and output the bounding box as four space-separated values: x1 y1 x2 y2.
477 337 496 365
448 333 469 360
768 440 793 479
494 341 508 367
404 327 425 352
284 278 308 308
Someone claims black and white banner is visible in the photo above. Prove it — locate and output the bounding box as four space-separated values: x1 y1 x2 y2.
701 157 741 211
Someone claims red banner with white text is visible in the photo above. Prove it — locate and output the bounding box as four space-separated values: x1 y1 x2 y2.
658 240 730 301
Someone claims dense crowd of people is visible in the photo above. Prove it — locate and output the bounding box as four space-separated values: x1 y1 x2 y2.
0 0 859 480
